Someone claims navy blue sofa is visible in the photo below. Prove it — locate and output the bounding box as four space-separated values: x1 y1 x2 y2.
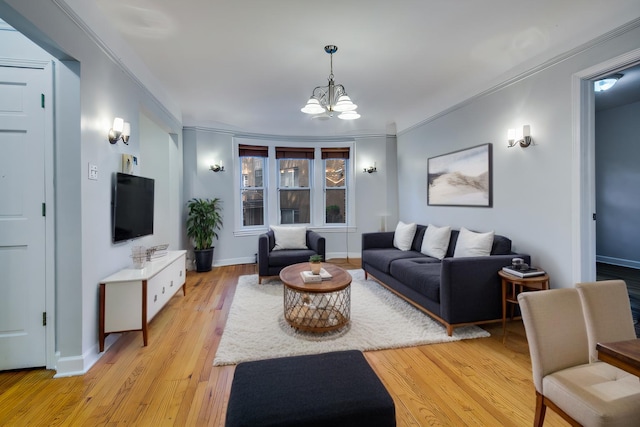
362 225 530 335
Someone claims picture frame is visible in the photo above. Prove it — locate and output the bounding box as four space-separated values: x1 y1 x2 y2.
427 143 492 207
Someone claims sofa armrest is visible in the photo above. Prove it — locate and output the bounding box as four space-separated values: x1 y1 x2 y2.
439 254 531 323
258 233 271 276
362 232 395 250
306 230 326 259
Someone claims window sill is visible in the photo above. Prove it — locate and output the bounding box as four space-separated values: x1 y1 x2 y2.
233 224 357 237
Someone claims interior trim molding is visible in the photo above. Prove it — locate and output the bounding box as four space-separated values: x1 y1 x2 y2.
596 256 640 270
398 16 640 136
183 125 390 142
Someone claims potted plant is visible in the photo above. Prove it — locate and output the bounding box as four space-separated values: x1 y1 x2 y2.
309 254 323 275
186 197 223 272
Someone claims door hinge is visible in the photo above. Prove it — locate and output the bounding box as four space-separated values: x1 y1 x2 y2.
42 312 47 326
41 94 45 108
42 203 46 217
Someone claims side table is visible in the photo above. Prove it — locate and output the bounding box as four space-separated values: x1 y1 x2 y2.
499 270 549 343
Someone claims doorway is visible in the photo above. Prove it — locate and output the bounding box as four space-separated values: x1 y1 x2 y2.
593 63 640 336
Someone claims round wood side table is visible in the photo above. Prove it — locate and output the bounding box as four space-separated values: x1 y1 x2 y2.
499 270 550 344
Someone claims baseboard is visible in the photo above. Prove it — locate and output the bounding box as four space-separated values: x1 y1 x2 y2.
53 334 120 378
596 255 640 270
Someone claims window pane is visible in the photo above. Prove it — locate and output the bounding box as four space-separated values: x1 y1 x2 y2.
242 189 264 226
279 159 309 188
325 159 345 188
326 189 346 224
280 190 310 224
241 157 263 187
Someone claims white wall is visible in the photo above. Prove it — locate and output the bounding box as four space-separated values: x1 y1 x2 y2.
397 24 640 289
0 2 184 375
182 128 398 266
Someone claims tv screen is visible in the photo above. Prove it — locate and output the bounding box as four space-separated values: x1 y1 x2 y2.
112 173 155 243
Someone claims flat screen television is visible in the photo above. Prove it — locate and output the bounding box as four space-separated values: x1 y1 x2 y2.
112 172 155 243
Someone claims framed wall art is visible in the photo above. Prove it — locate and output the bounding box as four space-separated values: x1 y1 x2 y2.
427 143 492 207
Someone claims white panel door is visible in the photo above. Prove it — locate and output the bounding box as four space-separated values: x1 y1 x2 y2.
0 66 47 370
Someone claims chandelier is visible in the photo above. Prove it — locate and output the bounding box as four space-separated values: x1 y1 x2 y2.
301 45 360 120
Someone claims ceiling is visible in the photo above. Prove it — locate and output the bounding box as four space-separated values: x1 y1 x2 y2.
75 1 640 136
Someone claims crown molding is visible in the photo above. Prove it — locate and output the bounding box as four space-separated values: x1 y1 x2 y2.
182 125 393 142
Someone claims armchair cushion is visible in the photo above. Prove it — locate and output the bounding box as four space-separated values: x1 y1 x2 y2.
271 225 308 250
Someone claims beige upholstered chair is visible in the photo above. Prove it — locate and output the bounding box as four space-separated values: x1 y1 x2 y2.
576 280 637 362
518 288 640 427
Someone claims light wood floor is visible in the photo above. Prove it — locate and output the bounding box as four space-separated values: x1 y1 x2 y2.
0 259 569 426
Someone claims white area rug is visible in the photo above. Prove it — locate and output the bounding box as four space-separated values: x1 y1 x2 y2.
213 269 490 366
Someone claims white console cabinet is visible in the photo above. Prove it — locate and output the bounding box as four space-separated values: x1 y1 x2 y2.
99 250 186 351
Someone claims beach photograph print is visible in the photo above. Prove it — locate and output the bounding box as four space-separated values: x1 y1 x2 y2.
427 143 492 207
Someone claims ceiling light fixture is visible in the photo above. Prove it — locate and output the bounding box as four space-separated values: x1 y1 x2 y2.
594 74 623 92
301 45 360 120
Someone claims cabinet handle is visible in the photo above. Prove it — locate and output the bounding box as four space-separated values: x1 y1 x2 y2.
162 287 165 294
180 270 183 277
170 280 173 287
154 295 157 302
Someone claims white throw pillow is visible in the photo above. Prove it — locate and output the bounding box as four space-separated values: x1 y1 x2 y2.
393 221 417 251
271 225 308 250
420 224 452 260
453 227 495 258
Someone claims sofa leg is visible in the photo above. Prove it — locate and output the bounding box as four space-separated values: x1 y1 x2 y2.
258 276 262 284
446 325 453 336
364 271 368 280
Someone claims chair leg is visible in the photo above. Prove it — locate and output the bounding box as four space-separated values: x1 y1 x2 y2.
534 392 546 427
258 276 262 284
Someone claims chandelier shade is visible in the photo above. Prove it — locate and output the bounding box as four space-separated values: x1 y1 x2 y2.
301 45 360 120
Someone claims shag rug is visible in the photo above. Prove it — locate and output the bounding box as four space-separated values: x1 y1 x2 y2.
213 269 490 366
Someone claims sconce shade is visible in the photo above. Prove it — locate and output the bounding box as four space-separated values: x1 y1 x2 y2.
121 122 131 144
113 117 124 132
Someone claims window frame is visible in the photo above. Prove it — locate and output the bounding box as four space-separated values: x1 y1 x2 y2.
233 139 356 236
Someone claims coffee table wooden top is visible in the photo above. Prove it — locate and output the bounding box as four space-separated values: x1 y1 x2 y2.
279 263 352 293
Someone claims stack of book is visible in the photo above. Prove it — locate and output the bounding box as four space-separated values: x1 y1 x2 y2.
300 268 333 283
502 266 546 278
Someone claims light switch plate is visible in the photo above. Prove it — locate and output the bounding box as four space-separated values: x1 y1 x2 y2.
88 163 98 180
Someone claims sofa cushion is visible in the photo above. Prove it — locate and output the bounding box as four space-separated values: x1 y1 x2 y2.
389 258 441 303
271 225 308 250
421 224 451 260
491 235 512 255
269 249 317 267
412 225 428 252
393 221 417 251
362 248 429 274
453 227 494 258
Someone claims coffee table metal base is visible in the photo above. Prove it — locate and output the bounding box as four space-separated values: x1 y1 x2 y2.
284 286 350 333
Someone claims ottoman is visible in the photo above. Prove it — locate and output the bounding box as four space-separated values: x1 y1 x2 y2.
225 350 396 427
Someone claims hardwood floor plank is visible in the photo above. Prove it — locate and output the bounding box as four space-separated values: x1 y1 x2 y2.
0 260 569 426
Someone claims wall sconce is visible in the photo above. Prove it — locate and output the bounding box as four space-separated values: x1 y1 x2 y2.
209 161 225 172
108 117 131 145
507 125 532 148
363 162 377 173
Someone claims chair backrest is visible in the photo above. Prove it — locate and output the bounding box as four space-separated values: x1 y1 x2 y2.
518 288 590 393
575 280 636 363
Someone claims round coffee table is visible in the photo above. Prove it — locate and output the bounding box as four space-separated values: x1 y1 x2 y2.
279 263 352 333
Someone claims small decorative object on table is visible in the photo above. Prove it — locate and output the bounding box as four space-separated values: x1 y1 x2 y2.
131 246 146 269
309 254 323 275
502 257 546 278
